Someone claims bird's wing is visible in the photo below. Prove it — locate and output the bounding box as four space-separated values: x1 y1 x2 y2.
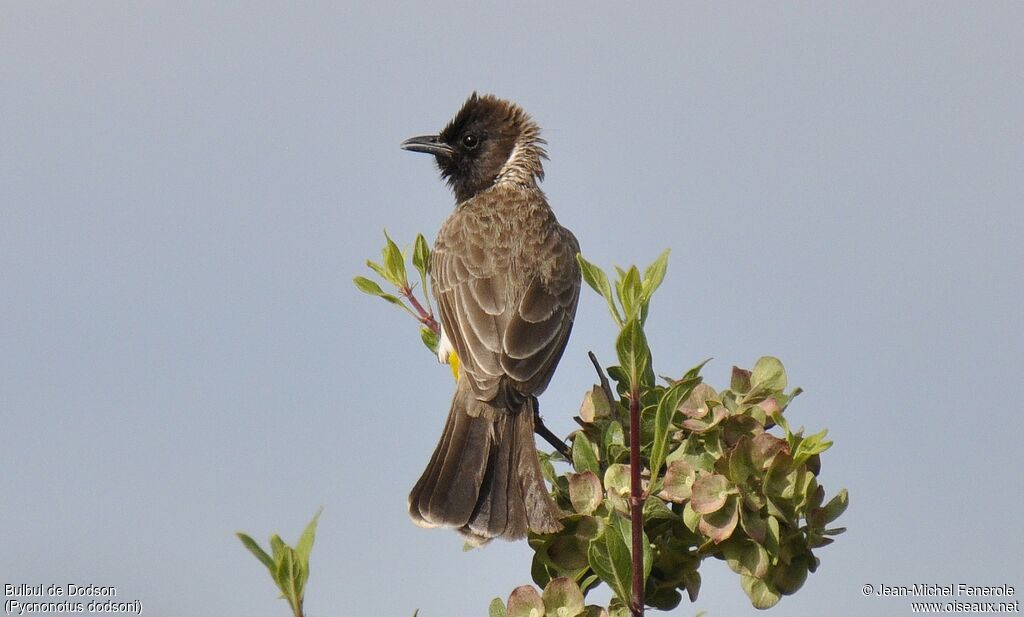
432 206 580 399
499 227 580 395
432 211 508 398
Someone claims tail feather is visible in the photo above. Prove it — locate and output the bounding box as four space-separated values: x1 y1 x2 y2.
515 399 563 534
408 379 563 542
407 391 459 528
463 414 514 537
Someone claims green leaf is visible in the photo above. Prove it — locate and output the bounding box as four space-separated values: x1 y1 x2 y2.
740 574 781 609
357 267 415 316
611 513 652 582
412 233 430 279
577 254 623 326
773 556 810 595
603 464 631 515
682 502 700 533
602 519 634 601
377 292 415 316
236 532 275 572
578 386 612 423
545 534 590 572
420 326 439 354
489 597 508 617
571 433 601 476
819 488 849 525
751 356 787 392
649 378 698 486
641 249 669 302
739 503 768 543
605 365 628 392
297 557 309 599
276 548 300 606
750 433 788 470
768 403 792 437
682 570 702 603
615 318 650 391
531 552 553 589
730 366 752 393
568 472 603 515
539 451 558 485
649 397 672 484
793 428 833 465
666 433 717 473
603 421 625 449
765 515 781 556
382 229 408 288
690 474 731 514
353 276 386 297
727 435 756 485
269 534 286 562
680 358 712 382
507 585 545 617
645 585 682 611
658 460 696 503
642 495 676 522
618 266 642 321
722 537 770 578
295 508 322 567
365 259 391 283
698 494 740 543
588 522 632 605
412 233 433 314
542 578 585 617
680 404 727 433
679 382 716 417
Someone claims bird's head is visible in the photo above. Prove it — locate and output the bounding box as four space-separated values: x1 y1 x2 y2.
401 93 547 203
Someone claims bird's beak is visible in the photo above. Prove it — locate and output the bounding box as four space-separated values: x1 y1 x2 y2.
400 134 455 158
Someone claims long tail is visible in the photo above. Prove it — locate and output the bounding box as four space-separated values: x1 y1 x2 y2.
408 378 563 543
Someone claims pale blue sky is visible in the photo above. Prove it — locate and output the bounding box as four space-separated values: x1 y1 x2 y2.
2 3 1022 616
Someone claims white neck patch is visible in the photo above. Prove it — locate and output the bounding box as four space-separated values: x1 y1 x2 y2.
495 140 535 187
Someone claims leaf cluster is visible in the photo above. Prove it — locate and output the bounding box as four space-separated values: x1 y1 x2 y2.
237 509 323 617
353 231 439 354
509 257 848 614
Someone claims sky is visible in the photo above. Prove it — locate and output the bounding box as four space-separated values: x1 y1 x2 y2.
2 3 1022 616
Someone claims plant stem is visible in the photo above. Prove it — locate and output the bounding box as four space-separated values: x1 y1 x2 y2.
628 385 644 617
401 286 439 333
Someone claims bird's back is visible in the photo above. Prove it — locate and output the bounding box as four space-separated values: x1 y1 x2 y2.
431 185 580 401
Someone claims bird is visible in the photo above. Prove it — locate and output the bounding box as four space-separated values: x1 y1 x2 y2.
401 93 581 544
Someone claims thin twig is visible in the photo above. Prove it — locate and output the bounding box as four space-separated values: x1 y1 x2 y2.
401 286 439 334
533 403 571 459
588 351 616 405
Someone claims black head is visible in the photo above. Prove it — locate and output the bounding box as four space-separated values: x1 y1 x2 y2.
401 93 546 203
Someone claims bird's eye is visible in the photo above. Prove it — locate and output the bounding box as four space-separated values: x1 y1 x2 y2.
461 134 479 149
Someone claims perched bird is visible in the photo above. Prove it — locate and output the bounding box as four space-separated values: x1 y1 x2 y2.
401 93 581 543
